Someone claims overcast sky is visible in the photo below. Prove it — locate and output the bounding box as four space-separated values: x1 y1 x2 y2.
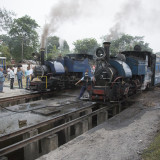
1 0 160 52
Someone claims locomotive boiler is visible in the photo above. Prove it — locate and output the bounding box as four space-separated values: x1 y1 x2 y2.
89 42 159 102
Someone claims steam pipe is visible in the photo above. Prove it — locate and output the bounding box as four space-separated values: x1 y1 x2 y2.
103 42 111 62
40 48 45 65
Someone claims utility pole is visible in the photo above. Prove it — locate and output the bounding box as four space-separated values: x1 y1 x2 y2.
22 39 24 62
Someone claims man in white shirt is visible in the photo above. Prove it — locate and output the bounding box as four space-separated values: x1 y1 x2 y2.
13 66 17 81
10 67 15 89
7 67 10 81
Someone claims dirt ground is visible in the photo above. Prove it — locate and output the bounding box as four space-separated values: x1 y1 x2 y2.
37 87 160 160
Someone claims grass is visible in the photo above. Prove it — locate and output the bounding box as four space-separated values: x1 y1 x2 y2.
142 131 160 160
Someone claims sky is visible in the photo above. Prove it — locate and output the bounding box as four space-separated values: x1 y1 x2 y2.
1 0 160 52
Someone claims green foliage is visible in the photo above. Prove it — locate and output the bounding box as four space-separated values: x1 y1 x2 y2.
101 34 153 56
47 45 59 60
46 36 70 60
0 34 11 46
0 44 11 61
9 15 39 62
0 8 15 32
0 34 12 62
73 38 99 55
47 36 59 53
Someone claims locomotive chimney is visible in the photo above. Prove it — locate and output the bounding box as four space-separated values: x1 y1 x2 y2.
40 48 45 65
103 42 111 62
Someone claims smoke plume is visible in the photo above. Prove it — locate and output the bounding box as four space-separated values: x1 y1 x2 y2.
106 0 160 42
41 0 97 48
59 38 64 51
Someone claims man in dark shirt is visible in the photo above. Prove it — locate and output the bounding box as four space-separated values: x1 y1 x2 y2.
75 69 93 100
17 67 24 89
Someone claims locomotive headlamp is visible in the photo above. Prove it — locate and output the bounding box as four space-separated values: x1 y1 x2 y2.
95 47 106 60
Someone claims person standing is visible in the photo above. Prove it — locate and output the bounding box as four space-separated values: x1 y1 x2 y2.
25 67 30 89
10 67 15 89
13 66 17 81
75 69 94 100
29 67 33 80
17 67 23 89
7 66 10 81
0 68 5 93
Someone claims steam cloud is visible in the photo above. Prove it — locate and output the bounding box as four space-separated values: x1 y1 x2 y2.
41 0 97 48
106 0 160 42
59 38 64 50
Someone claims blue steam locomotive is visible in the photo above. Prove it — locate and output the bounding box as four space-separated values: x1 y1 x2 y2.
30 49 93 91
89 42 160 102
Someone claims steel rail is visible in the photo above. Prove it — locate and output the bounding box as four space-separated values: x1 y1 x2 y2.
0 102 96 141
0 107 106 156
0 89 76 104
0 93 40 102
0 91 56 103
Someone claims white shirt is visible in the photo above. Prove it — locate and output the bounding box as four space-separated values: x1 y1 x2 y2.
13 67 17 74
7 68 10 75
80 76 95 81
29 69 33 75
10 70 15 78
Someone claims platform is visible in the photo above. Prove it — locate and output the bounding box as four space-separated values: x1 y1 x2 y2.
0 80 35 99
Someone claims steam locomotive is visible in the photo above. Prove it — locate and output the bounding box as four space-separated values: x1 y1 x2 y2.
30 49 93 91
89 42 160 102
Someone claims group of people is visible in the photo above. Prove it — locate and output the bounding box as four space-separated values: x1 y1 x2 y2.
0 66 33 92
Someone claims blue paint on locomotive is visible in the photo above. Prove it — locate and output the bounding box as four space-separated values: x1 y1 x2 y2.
109 59 132 77
154 56 160 85
125 57 146 75
45 57 92 76
63 57 92 77
45 61 65 74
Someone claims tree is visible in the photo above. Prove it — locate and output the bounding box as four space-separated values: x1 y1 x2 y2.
47 36 59 53
0 44 11 61
47 45 58 60
46 36 70 60
0 8 15 32
0 35 12 62
101 34 153 56
73 38 99 55
9 15 39 62
0 34 11 46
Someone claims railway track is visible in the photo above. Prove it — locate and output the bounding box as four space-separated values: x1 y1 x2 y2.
0 98 127 160
0 101 104 158
0 88 136 160
0 90 70 108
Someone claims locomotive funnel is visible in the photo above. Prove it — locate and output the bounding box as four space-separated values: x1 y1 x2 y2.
103 42 111 62
40 48 45 65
